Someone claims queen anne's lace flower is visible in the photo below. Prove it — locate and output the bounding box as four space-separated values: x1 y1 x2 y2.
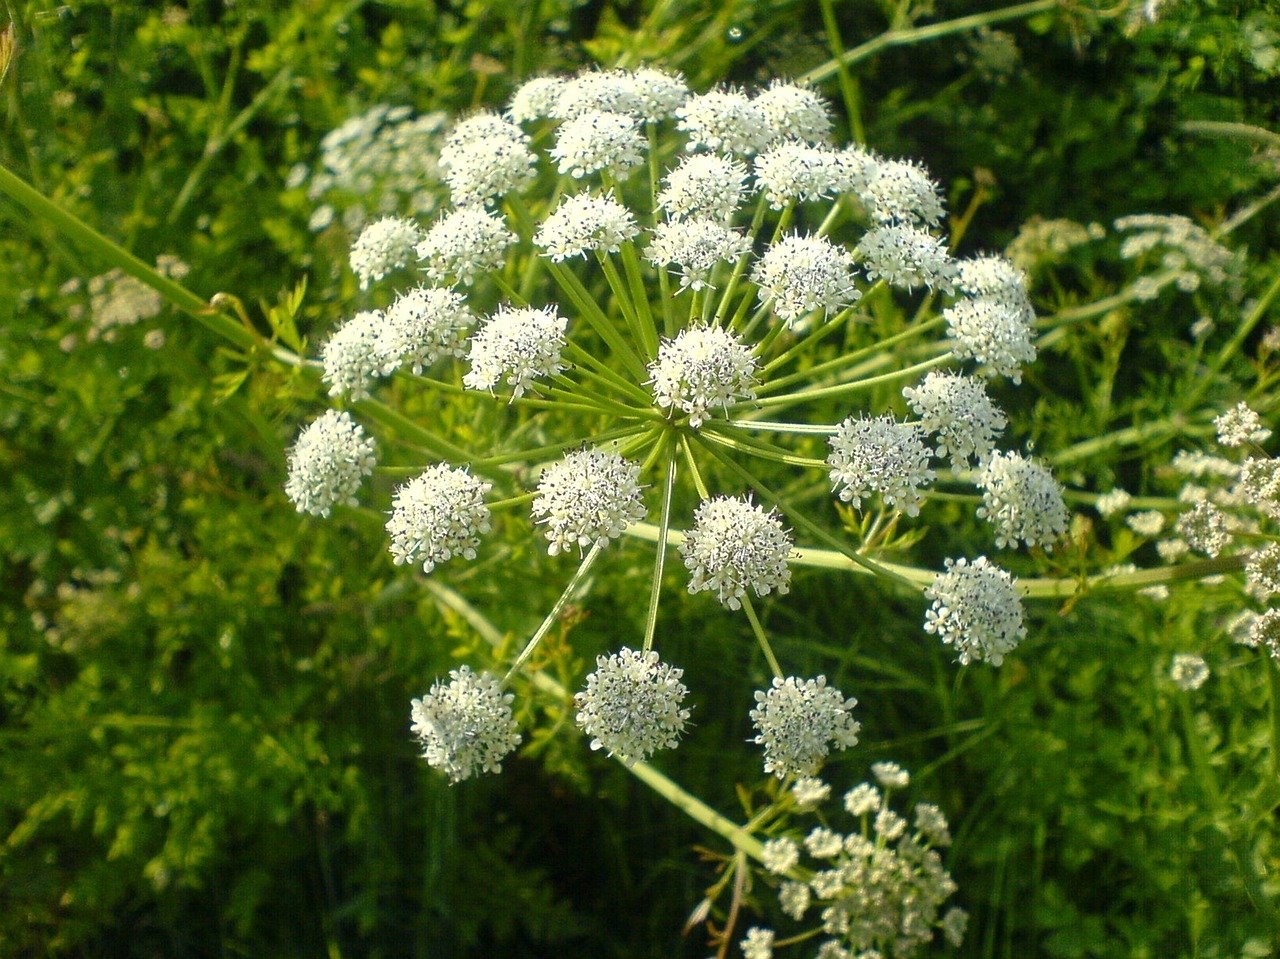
657 153 750 222
532 448 646 556
1174 500 1231 557
381 286 474 374
827 415 935 516
507 75 566 123
902 371 1007 470
750 675 861 778
977 451 1069 550
645 219 751 292
754 80 833 145
1246 543 1280 601
761 837 801 874
924 556 1026 665
1095 488 1133 518
859 157 946 226
550 110 646 179
871 761 910 789
386 464 492 572
752 233 860 326
677 88 772 155
956 254 1034 310
321 310 389 400
441 134 536 206
629 67 690 122
417 206 516 285
285 410 377 517
858 224 957 292
681 496 793 609
1236 456 1280 518
574 647 691 763
410 665 521 782
1215 402 1271 448
535 192 639 261
741 927 776 959
1249 609 1280 658
648 326 758 427
350 216 423 289
945 296 1037 382
551 69 647 120
443 111 525 153
464 305 567 398
754 142 846 209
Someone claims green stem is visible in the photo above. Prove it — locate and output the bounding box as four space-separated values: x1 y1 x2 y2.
421 579 766 864
642 445 679 653
502 540 605 685
745 354 952 411
741 596 784 678
546 260 650 381
799 0 1061 85
817 0 865 142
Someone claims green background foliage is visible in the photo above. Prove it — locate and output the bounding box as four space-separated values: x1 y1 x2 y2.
2 1 1278 956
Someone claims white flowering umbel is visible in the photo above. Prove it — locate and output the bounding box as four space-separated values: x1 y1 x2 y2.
902 371 1007 470
681 496 793 610
289 66 1078 784
827 415 935 516
749 676 860 778
924 556 1027 665
285 410 377 517
574 647 691 764
648 326 758 427
350 216 423 289
464 305 567 398
977 451 1069 550
387 465 492 573
746 766 965 958
532 449 646 556
410 666 521 783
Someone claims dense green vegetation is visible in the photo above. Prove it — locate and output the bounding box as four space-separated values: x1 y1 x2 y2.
2 2 1279 956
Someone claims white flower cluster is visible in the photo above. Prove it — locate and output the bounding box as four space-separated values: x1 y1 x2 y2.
924 556 1027 666
827 415 935 516
284 410 377 518
648 326 758 428
301 104 448 232
386 465 492 573
680 496 793 610
976 451 1069 550
749 675 860 778
1115 213 1237 293
285 64 1072 787
574 647 691 764
532 448 646 556
410 665 522 783
746 769 965 958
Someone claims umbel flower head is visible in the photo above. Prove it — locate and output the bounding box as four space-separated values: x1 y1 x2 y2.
749 675 861 778
648 325 758 427
924 556 1026 665
386 464 492 573
410 665 521 783
463 305 567 398
681 496 793 610
532 448 646 556
285 410 377 517
827 414 935 516
574 647 691 764
977 451 1069 550
287 64 1071 785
